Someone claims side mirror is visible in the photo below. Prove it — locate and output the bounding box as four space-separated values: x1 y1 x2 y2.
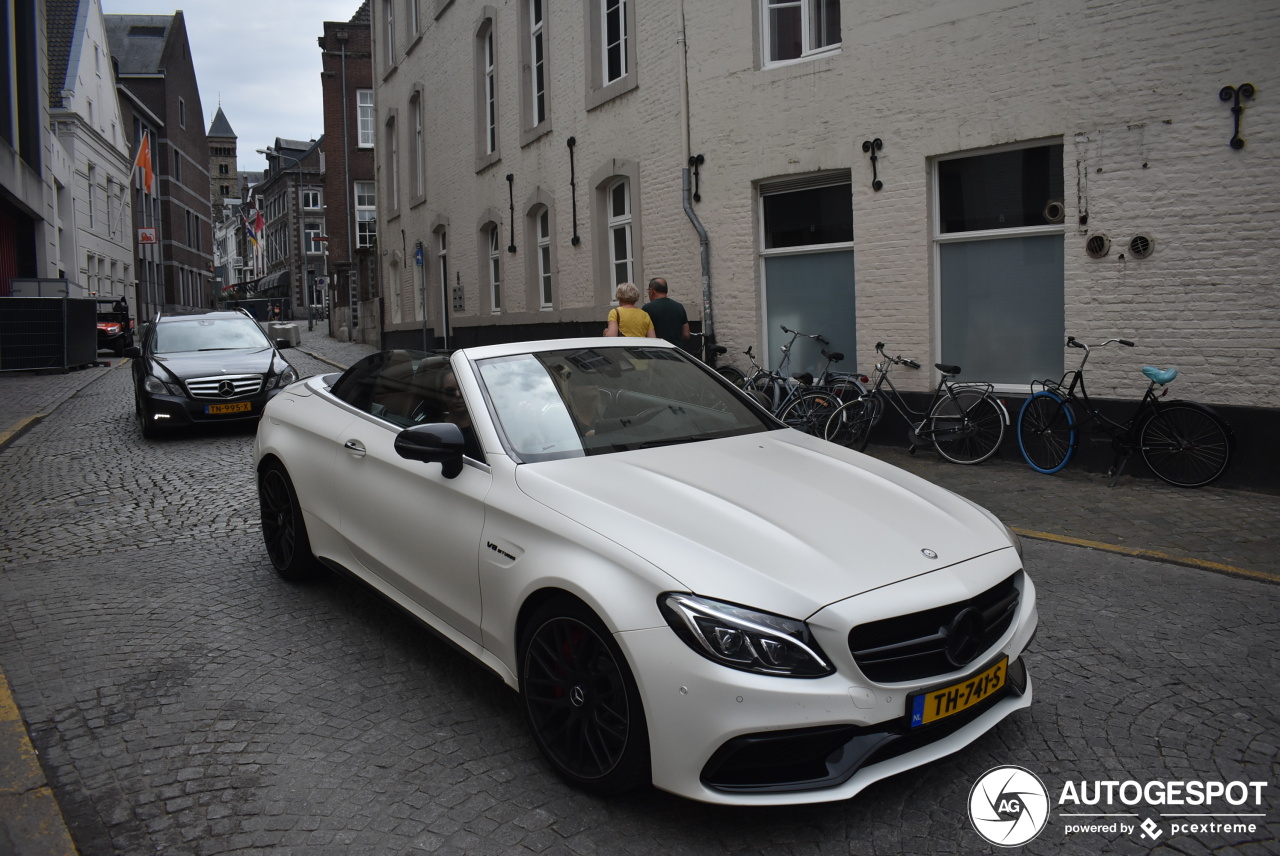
124 346 141 359
394 422 466 479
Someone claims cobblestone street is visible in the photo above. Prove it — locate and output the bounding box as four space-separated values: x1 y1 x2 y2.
0 352 1276 855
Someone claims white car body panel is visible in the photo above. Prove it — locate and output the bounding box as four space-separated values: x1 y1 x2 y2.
254 339 1038 805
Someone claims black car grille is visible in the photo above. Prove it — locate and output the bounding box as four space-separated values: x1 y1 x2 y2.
185 374 264 399
848 571 1020 683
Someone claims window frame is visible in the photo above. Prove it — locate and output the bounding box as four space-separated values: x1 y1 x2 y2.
302 189 322 210
519 0 552 145
355 181 377 248
487 224 502 313
410 89 426 202
583 0 637 110
474 10 501 171
357 90 375 148
606 178 633 292
760 0 842 69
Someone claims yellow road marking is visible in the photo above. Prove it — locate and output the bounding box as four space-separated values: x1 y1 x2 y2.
1013 528 1279 584
0 670 78 855
0 414 44 449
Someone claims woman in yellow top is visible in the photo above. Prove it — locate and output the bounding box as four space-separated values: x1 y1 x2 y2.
604 282 657 338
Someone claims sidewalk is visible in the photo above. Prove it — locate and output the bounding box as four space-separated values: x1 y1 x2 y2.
0 330 1274 856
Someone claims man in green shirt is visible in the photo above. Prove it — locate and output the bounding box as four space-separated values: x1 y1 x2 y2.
642 278 691 349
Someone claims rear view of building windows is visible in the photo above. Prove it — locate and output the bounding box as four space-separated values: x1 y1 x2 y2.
762 0 841 66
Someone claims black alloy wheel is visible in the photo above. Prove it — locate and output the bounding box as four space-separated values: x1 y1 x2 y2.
519 597 650 794
257 463 319 581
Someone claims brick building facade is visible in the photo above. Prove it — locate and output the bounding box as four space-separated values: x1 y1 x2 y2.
370 0 1278 488
319 1 378 344
105 12 213 317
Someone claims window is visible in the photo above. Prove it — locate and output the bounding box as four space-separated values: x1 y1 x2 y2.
221 185 230 196
86 166 96 229
602 0 628 83
386 115 400 212
530 0 547 124
607 178 632 288
174 152 182 183
408 0 421 37
411 91 425 198
358 90 375 147
761 0 841 67
178 97 186 128
302 190 322 209
935 143 1065 385
759 176 855 376
537 207 552 308
219 163 229 175
585 0 636 109
487 226 502 312
475 16 499 166
355 181 377 247
383 0 396 66
305 222 324 254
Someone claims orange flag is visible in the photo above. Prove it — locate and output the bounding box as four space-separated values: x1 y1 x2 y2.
133 131 154 194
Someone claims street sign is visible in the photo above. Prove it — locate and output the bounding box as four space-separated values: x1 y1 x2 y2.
315 277 327 287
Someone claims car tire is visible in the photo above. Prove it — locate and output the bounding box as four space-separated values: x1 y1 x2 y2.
136 396 164 439
257 462 320 582
519 596 650 795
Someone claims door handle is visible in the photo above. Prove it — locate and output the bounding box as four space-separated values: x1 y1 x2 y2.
343 439 366 457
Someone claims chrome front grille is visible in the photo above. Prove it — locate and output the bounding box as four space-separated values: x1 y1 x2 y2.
185 374 264 399
848 572 1021 683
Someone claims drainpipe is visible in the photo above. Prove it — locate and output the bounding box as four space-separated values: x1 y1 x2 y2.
678 1 713 347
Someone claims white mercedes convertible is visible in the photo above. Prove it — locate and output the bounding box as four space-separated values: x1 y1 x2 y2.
254 338 1036 805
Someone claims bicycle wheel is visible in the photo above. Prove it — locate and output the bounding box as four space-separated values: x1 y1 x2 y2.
1017 391 1075 473
1138 403 1232 488
716 365 748 388
778 390 841 435
824 397 880 452
929 389 1005 464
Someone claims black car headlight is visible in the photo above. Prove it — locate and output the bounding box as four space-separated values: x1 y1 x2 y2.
143 375 181 396
659 593 834 678
273 366 298 389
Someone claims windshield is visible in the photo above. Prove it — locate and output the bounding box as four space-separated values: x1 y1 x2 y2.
153 317 270 354
477 346 776 462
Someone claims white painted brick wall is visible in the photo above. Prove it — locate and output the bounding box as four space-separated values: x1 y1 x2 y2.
374 0 1279 407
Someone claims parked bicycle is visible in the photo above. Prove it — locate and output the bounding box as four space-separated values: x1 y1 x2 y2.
739 326 863 434
823 342 1008 464
1016 336 1233 488
689 331 748 387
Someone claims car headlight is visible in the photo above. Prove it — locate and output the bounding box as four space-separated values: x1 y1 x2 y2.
274 366 298 388
1003 522 1024 560
143 376 177 395
658 593 834 678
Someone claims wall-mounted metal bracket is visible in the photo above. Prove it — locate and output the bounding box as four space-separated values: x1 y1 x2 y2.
1219 83 1255 150
862 138 884 191
688 154 705 202
505 174 517 252
567 137 581 245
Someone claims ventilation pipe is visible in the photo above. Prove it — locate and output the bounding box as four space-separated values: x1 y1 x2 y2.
677 1 714 349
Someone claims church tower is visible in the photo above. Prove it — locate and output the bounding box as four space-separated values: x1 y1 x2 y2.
207 106 238 221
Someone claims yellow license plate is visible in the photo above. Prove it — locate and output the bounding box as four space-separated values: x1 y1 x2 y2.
908 657 1007 728
206 401 252 415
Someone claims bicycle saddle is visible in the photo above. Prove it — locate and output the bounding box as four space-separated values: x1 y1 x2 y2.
793 372 814 386
935 363 961 376
1142 366 1178 385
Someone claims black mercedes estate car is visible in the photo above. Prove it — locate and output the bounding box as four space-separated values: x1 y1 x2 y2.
127 309 298 438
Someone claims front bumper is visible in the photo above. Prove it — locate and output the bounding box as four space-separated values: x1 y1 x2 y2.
140 388 285 428
620 556 1037 805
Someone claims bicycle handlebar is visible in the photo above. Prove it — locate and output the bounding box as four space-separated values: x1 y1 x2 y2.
1067 335 1136 349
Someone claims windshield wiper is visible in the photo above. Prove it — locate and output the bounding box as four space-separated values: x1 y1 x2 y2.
638 434 718 449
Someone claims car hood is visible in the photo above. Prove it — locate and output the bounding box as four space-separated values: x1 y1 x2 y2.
514 431 1014 618
152 348 280 380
